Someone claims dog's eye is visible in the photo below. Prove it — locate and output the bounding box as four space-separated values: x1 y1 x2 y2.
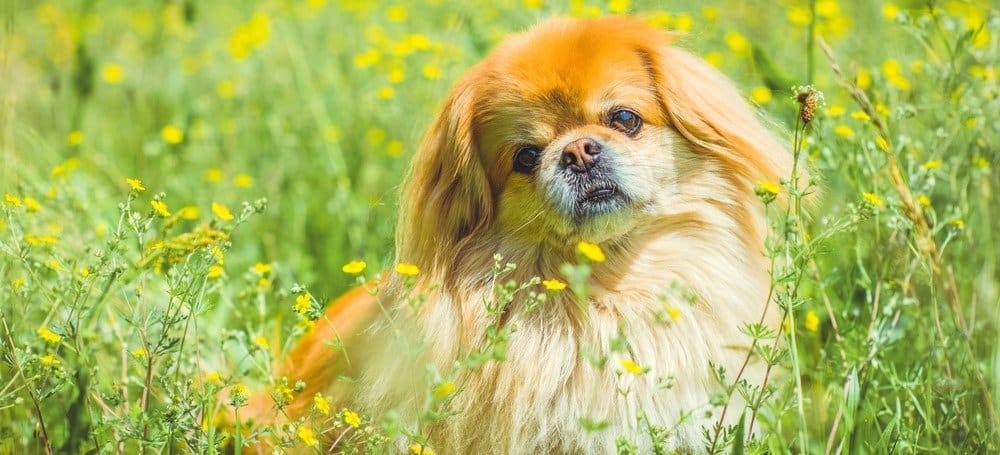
609 109 642 136
513 146 542 174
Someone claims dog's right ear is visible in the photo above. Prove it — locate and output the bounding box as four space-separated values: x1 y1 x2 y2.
395 70 494 280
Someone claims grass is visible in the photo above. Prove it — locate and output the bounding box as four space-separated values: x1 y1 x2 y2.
1 0 998 453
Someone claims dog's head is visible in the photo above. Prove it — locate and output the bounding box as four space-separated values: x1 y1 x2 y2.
397 17 792 281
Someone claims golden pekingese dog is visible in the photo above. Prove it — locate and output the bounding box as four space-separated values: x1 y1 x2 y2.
248 15 795 453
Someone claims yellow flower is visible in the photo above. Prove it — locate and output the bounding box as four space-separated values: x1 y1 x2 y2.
432 381 455 399
23 197 41 213
387 140 404 157
666 306 682 321
386 5 407 22
295 294 312 314
862 192 884 207
95 222 107 238
342 260 367 274
815 0 839 17
422 64 442 80
342 408 361 427
827 104 845 117
850 111 871 122
37 326 62 344
619 358 645 375
875 136 891 152
4 194 22 207
804 310 819 332
577 241 606 262
297 425 318 447
253 335 270 350
233 174 254 188
311 394 331 415
178 206 200 220
377 86 396 100
882 3 900 20
217 79 236 98
749 86 772 104
834 125 855 139
131 347 148 358
855 68 872 90
353 49 382 69
126 178 145 191
646 11 672 29
542 279 567 291
787 7 811 26
79 267 90 278
161 125 184 144
756 180 779 195
917 195 931 207
522 0 544 10
921 160 942 171
211 202 235 221
11 277 26 291
782 315 791 334
703 51 723 68
948 218 965 230
67 130 85 146
204 168 223 182
608 0 630 15
674 13 693 32
724 31 750 55
39 354 61 366
204 371 223 386
207 265 225 278
409 443 436 455
252 262 272 275
887 74 911 91
973 156 989 170
101 63 125 84
151 200 171 217
48 259 63 271
396 262 420 276
211 246 225 264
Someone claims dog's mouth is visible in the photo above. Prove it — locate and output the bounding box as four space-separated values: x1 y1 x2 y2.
578 183 620 204
572 181 627 219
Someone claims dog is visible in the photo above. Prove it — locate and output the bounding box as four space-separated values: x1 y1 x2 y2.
247 15 795 453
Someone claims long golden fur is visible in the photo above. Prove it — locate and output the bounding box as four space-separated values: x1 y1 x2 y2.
249 16 796 453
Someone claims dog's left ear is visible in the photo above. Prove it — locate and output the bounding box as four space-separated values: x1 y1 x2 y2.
643 40 794 188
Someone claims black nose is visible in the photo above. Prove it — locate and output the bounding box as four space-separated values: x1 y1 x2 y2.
561 138 602 173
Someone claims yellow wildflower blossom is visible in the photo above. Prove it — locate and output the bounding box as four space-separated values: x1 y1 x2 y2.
39 354 61 366
396 263 420 276
342 260 367 274
131 347 148 358
724 31 750 55
252 262 272 275
917 195 931 207
161 125 184 144
921 160 942 171
37 327 62 344
204 371 223 386
126 178 145 191
233 174 254 188
67 130 85 146
756 180 780 195
834 125 855 139
875 136 891 152
804 310 819 332
666 306 682 321
151 200 171 217
212 202 235 221
422 64 442 80
608 0 630 15
542 279 567 291
204 168 223 182
297 426 318 446
343 408 361 427
101 63 125 84
178 206 200 220
386 5 407 22
4 194 21 207
862 192 884 207
253 336 270 350
295 294 312 314
749 86 772 104
432 381 455 398
207 265 224 278
826 104 845 117
850 111 871 122
882 3 900 20
313 394 331 415
619 358 646 375
577 241 606 262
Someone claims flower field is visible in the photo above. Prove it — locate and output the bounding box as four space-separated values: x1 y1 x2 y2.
0 0 997 452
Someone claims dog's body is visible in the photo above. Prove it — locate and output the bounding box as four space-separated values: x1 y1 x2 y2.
254 16 793 453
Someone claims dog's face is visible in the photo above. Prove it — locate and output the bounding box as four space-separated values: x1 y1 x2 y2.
398 17 792 276
476 28 687 243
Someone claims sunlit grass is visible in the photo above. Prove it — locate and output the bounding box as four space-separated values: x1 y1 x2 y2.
1 0 997 452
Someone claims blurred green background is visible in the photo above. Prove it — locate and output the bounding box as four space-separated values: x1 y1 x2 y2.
1 0 998 452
